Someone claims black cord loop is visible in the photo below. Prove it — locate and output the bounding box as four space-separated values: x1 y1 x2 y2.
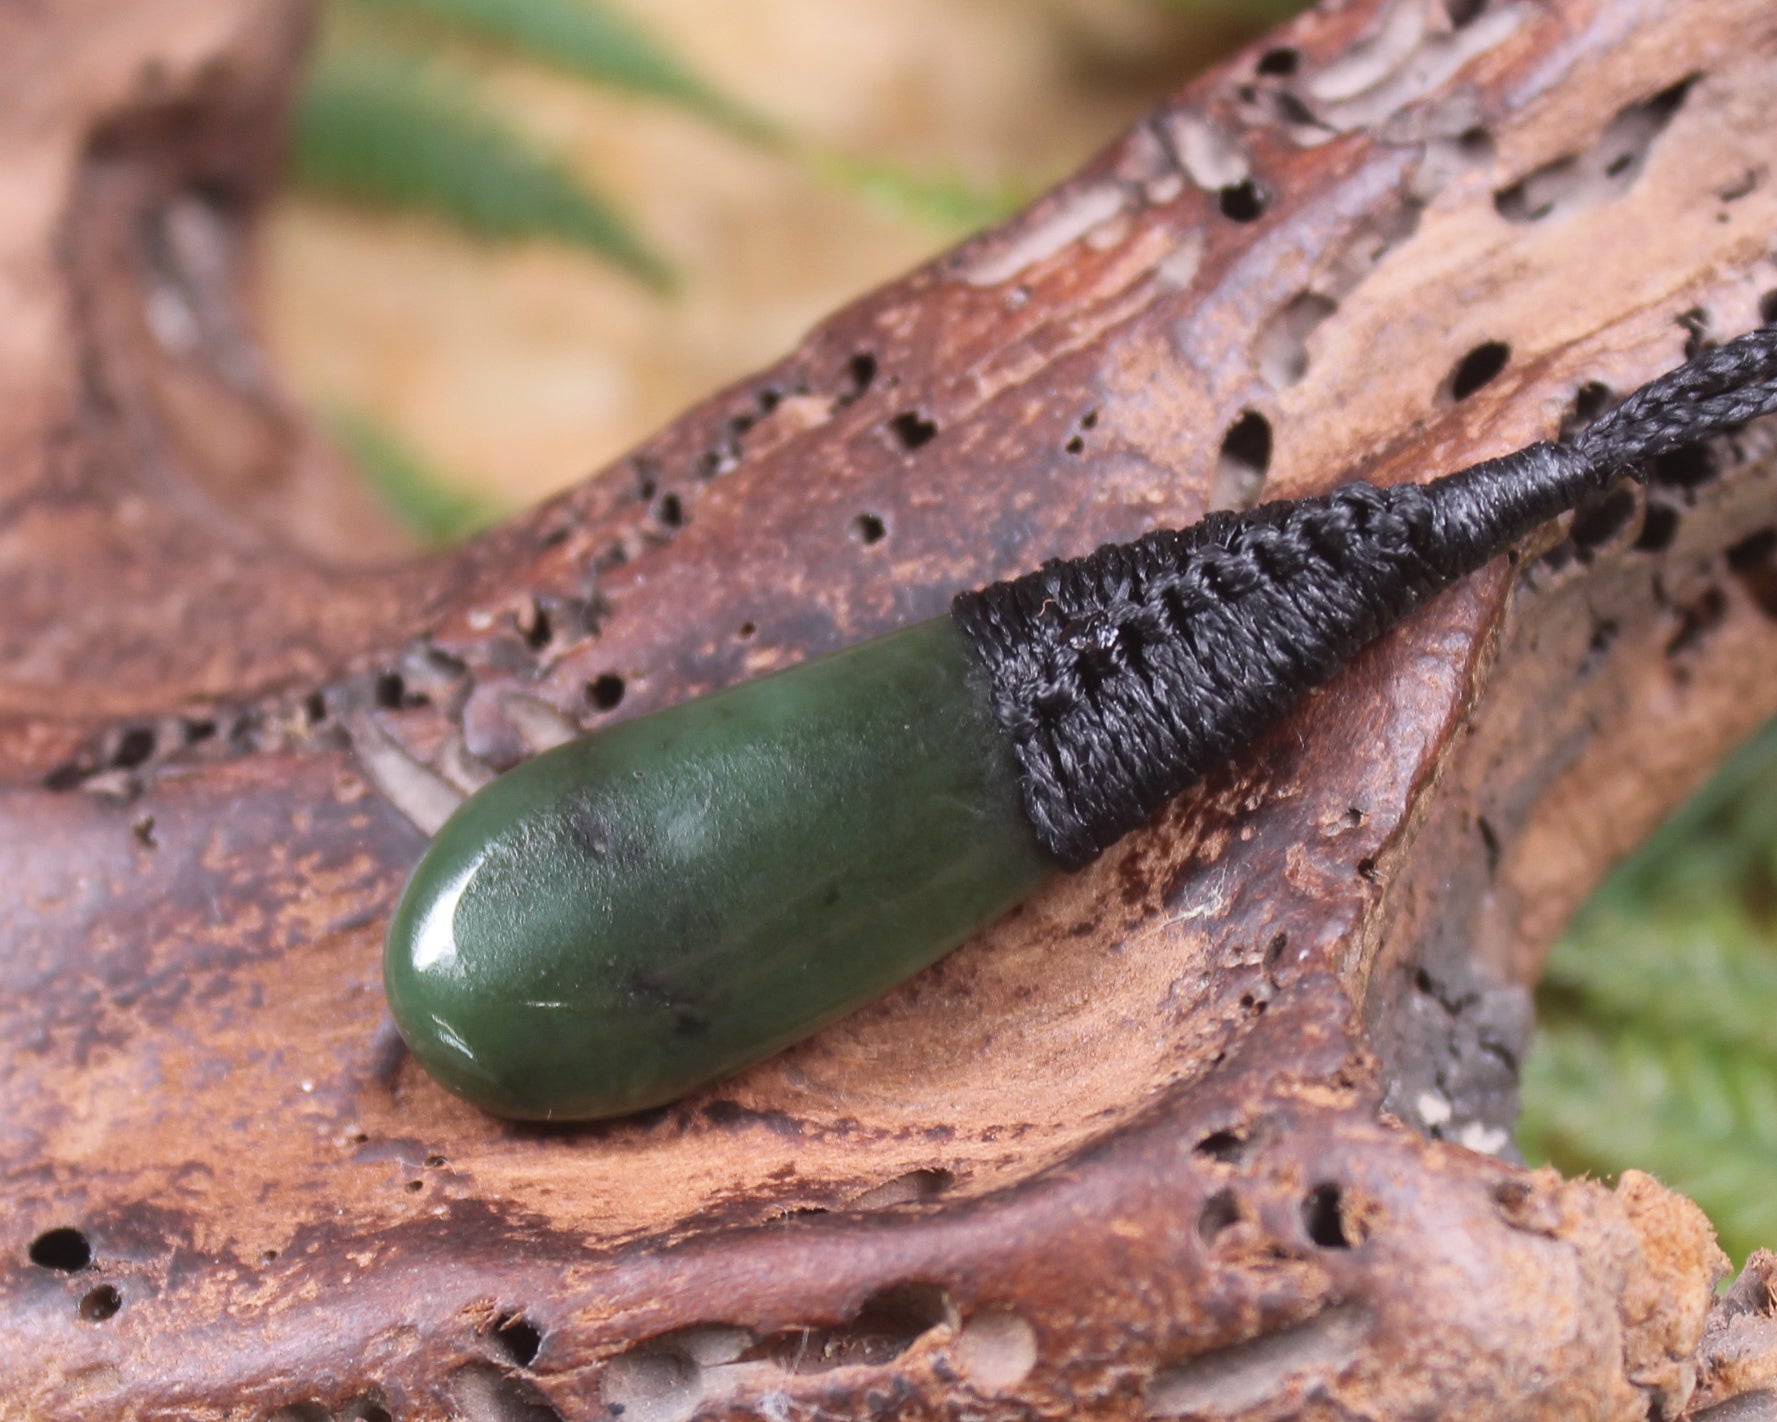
953 325 1777 869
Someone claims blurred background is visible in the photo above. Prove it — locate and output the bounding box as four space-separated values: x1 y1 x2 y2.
267 0 1777 1261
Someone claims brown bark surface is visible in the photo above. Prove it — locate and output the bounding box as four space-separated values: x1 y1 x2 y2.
8 2 1777 1419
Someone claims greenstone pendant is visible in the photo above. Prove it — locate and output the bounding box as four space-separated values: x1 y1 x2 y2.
384 616 1055 1120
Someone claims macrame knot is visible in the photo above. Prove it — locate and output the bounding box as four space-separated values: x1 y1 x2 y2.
955 325 1777 869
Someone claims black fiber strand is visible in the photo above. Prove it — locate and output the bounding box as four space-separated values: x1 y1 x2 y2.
953 325 1777 869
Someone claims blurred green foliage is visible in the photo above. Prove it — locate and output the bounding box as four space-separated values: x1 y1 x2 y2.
1521 722 1777 1263
297 46 676 286
337 0 780 138
328 406 502 545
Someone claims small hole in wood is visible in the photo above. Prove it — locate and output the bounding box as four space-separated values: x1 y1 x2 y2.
846 351 878 399
851 513 887 545
373 673 407 710
1303 1184 1356 1248
1198 1189 1243 1242
1761 291 1777 327
1477 815 1502 872
763 1282 951 1373
1257 293 1337 389
737 621 757 640
495 1311 544 1366
1218 178 1269 223
1728 528 1777 620
1565 380 1614 435
1569 486 1638 552
1256 46 1300 76
110 727 156 770
1635 502 1679 552
1218 411 1272 477
1194 1129 1248 1164
586 675 626 712
1445 0 1487 26
1651 444 1719 490
1666 586 1728 658
43 762 87 792
888 411 939 451
524 604 553 651
29 1228 91 1272
1678 306 1712 359
79 1284 121 1322
1446 341 1511 402
850 1167 955 1210
655 492 685 528
1064 435 1085 455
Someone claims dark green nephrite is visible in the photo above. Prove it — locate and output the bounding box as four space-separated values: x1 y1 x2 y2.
385 618 1054 1120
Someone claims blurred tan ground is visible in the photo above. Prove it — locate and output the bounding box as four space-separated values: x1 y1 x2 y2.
263 0 1251 517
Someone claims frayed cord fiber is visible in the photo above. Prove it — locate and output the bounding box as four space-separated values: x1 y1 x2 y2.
953 325 1777 869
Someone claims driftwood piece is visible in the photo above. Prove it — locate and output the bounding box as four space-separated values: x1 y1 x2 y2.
9 0 1777 1418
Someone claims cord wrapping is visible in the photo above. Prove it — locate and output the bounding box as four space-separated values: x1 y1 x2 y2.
953 326 1777 869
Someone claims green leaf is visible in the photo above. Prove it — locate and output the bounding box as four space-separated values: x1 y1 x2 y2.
328 406 504 546
295 47 675 287
334 0 779 142
802 148 1029 232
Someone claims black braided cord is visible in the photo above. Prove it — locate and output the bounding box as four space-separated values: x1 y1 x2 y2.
952 325 1777 870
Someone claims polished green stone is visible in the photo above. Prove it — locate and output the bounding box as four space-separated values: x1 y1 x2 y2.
384 616 1054 1120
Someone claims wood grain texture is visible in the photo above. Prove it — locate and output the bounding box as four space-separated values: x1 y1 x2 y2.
8 1 1777 1418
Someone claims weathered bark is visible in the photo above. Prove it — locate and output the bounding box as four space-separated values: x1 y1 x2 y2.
8 1 1777 1418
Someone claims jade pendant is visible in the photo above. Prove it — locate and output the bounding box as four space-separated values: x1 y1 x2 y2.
384 617 1055 1120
